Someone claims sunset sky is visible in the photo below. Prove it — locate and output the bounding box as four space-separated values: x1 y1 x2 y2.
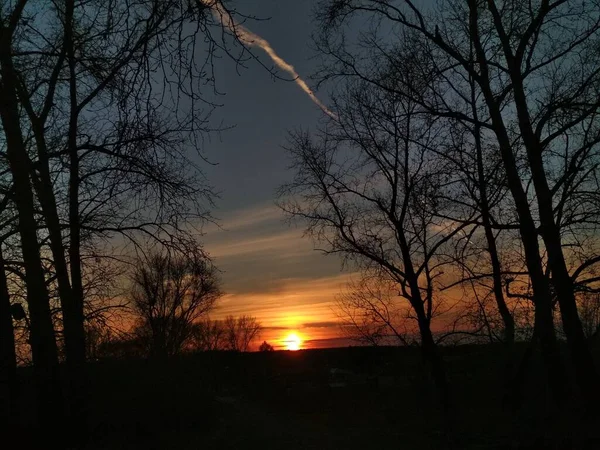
197 1 356 350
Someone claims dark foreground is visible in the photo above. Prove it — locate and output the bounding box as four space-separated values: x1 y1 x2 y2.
13 345 600 449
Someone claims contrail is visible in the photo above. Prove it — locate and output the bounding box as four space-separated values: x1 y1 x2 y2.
206 1 336 119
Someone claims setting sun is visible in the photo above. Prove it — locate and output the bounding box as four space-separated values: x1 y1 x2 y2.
284 333 302 351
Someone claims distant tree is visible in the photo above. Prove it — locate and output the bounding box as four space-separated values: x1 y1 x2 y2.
574 293 600 340
130 247 221 358
224 315 262 352
82 256 128 359
191 318 226 351
337 274 416 347
259 341 274 352
189 316 264 352
85 324 120 361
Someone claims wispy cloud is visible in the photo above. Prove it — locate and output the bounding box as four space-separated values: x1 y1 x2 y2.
205 203 284 233
207 1 335 118
212 273 357 324
208 229 304 259
203 203 340 294
302 321 340 329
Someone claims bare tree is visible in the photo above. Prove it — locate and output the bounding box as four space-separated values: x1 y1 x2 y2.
0 0 267 437
279 59 475 410
223 315 262 352
130 247 221 358
80 257 129 360
315 0 600 406
575 293 600 340
438 94 519 345
0 7 64 431
191 318 227 351
6 0 243 371
336 273 416 347
189 316 263 352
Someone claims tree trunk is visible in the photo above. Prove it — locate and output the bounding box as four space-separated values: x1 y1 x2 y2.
0 247 18 427
493 126 567 406
65 0 86 367
470 87 515 345
508 65 598 403
395 217 451 411
29 130 88 442
13 1 89 443
466 5 567 403
65 0 89 437
482 219 515 344
417 312 450 411
29 138 86 367
415 306 456 448
0 30 64 434
12 0 87 373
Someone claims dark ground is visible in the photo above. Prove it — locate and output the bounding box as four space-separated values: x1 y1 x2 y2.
12 344 600 449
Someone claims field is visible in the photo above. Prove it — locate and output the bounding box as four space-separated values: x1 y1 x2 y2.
13 345 600 449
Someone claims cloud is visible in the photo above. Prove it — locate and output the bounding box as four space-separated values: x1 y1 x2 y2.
204 203 305 260
202 202 344 295
263 325 289 331
302 321 340 329
211 272 358 326
206 1 335 118
201 202 357 347
208 229 305 259
206 203 284 233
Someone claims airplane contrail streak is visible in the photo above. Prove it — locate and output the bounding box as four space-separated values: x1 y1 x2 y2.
206 1 336 118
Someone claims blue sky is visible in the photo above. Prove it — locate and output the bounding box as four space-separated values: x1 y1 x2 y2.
204 1 326 210
195 1 355 348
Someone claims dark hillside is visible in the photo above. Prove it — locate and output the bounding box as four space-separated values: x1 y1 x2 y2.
12 344 600 449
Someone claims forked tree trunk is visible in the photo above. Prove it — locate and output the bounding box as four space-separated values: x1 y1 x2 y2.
0 30 64 434
414 303 455 447
507 65 598 403
399 231 451 412
466 3 567 405
12 1 89 443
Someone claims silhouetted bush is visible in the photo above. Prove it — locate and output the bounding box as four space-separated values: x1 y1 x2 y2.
259 341 274 352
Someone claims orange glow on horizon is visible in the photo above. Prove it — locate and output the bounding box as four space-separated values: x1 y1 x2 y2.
283 332 302 351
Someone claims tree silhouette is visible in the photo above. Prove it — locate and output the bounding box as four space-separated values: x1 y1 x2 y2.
259 341 275 352
130 248 221 358
0 247 17 427
315 0 600 408
0 0 266 438
191 319 226 352
279 62 466 409
337 274 415 347
224 315 263 352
